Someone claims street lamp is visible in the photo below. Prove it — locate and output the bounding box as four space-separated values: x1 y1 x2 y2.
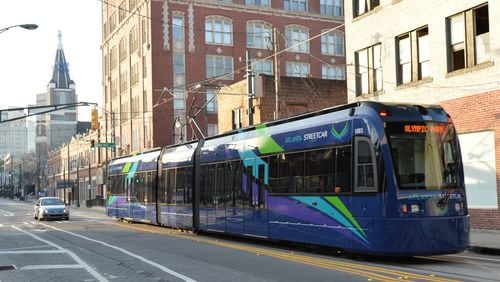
0 24 38 34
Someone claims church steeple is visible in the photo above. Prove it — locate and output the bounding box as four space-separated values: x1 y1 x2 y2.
50 31 74 89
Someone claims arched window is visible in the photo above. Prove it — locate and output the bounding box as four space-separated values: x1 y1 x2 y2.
321 30 344 56
285 25 309 53
205 16 233 45
246 21 272 49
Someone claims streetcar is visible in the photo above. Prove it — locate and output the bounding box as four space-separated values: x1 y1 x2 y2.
106 101 469 256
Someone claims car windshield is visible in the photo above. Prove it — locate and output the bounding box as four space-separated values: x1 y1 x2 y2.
41 198 64 206
386 122 459 190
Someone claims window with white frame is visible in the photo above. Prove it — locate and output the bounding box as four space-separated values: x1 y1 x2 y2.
354 0 380 17
447 4 489 72
321 0 342 16
355 43 382 96
206 55 234 79
132 128 140 152
207 124 218 137
205 16 233 45
252 59 273 75
285 25 309 53
322 65 345 80
232 108 243 129
284 0 307 12
206 88 218 113
173 88 185 110
396 27 430 85
286 62 310 77
247 21 272 49
245 0 270 7
321 30 344 56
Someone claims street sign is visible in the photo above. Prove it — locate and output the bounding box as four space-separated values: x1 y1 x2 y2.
97 142 115 148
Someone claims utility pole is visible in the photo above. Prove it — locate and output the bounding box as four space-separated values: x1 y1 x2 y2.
246 50 254 126
273 27 280 120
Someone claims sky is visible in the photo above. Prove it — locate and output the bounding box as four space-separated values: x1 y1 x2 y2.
0 0 102 121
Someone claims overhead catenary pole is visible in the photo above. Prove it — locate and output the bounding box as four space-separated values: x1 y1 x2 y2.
273 27 280 120
246 50 254 126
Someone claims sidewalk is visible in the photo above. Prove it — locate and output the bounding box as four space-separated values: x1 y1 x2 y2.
469 229 500 255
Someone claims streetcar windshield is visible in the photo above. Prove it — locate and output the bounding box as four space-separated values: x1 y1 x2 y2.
386 122 459 190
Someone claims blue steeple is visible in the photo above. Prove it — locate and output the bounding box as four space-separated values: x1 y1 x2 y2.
50 31 74 88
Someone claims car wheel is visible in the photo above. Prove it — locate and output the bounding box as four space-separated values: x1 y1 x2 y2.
65 217 69 220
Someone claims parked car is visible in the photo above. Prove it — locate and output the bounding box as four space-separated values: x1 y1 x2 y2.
33 197 69 220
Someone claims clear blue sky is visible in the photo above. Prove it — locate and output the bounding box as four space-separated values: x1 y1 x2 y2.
0 0 102 121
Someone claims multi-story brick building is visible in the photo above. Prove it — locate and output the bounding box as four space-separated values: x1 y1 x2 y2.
218 75 347 133
345 1 499 229
101 0 345 155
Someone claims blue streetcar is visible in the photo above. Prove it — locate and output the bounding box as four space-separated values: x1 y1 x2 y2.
106 102 469 256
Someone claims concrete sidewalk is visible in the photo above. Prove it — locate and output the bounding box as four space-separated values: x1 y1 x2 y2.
469 229 500 255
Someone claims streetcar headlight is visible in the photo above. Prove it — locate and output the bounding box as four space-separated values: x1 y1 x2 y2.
411 204 420 213
455 202 462 212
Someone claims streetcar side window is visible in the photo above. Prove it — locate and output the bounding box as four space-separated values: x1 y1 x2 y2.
355 138 377 192
305 149 335 193
336 146 352 193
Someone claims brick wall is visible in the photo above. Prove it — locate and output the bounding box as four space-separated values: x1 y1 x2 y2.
440 91 500 230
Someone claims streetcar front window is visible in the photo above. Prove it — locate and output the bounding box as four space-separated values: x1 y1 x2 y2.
386 122 459 190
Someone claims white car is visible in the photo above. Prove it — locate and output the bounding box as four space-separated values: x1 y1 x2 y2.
33 197 70 221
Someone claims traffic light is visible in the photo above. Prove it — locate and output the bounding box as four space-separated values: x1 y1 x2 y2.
90 140 95 150
91 108 98 130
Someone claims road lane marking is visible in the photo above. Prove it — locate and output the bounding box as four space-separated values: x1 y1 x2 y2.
0 209 14 216
38 223 197 282
21 264 84 270
0 250 65 254
12 226 107 282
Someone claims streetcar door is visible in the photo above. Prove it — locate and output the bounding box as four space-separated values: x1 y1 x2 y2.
243 158 269 238
225 160 244 234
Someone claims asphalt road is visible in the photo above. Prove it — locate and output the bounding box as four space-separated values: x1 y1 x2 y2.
1 199 499 282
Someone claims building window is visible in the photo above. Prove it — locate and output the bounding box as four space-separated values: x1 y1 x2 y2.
173 88 185 110
447 4 489 72
109 12 117 33
321 30 344 56
129 0 136 10
286 62 310 77
322 65 345 80
321 0 342 16
110 46 117 70
206 88 218 113
129 26 138 53
355 43 382 96
132 128 140 152
396 27 430 85
205 16 233 45
354 0 380 17
119 1 127 22
130 62 139 86
245 0 270 7
120 71 128 93
119 37 127 62
232 108 243 129
284 0 307 12
285 25 309 53
207 124 218 137
252 59 273 75
206 55 234 80
111 78 118 98
247 21 272 49
131 95 139 119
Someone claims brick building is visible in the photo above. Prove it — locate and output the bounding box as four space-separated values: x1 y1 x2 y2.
101 0 345 154
345 1 500 229
218 75 347 133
